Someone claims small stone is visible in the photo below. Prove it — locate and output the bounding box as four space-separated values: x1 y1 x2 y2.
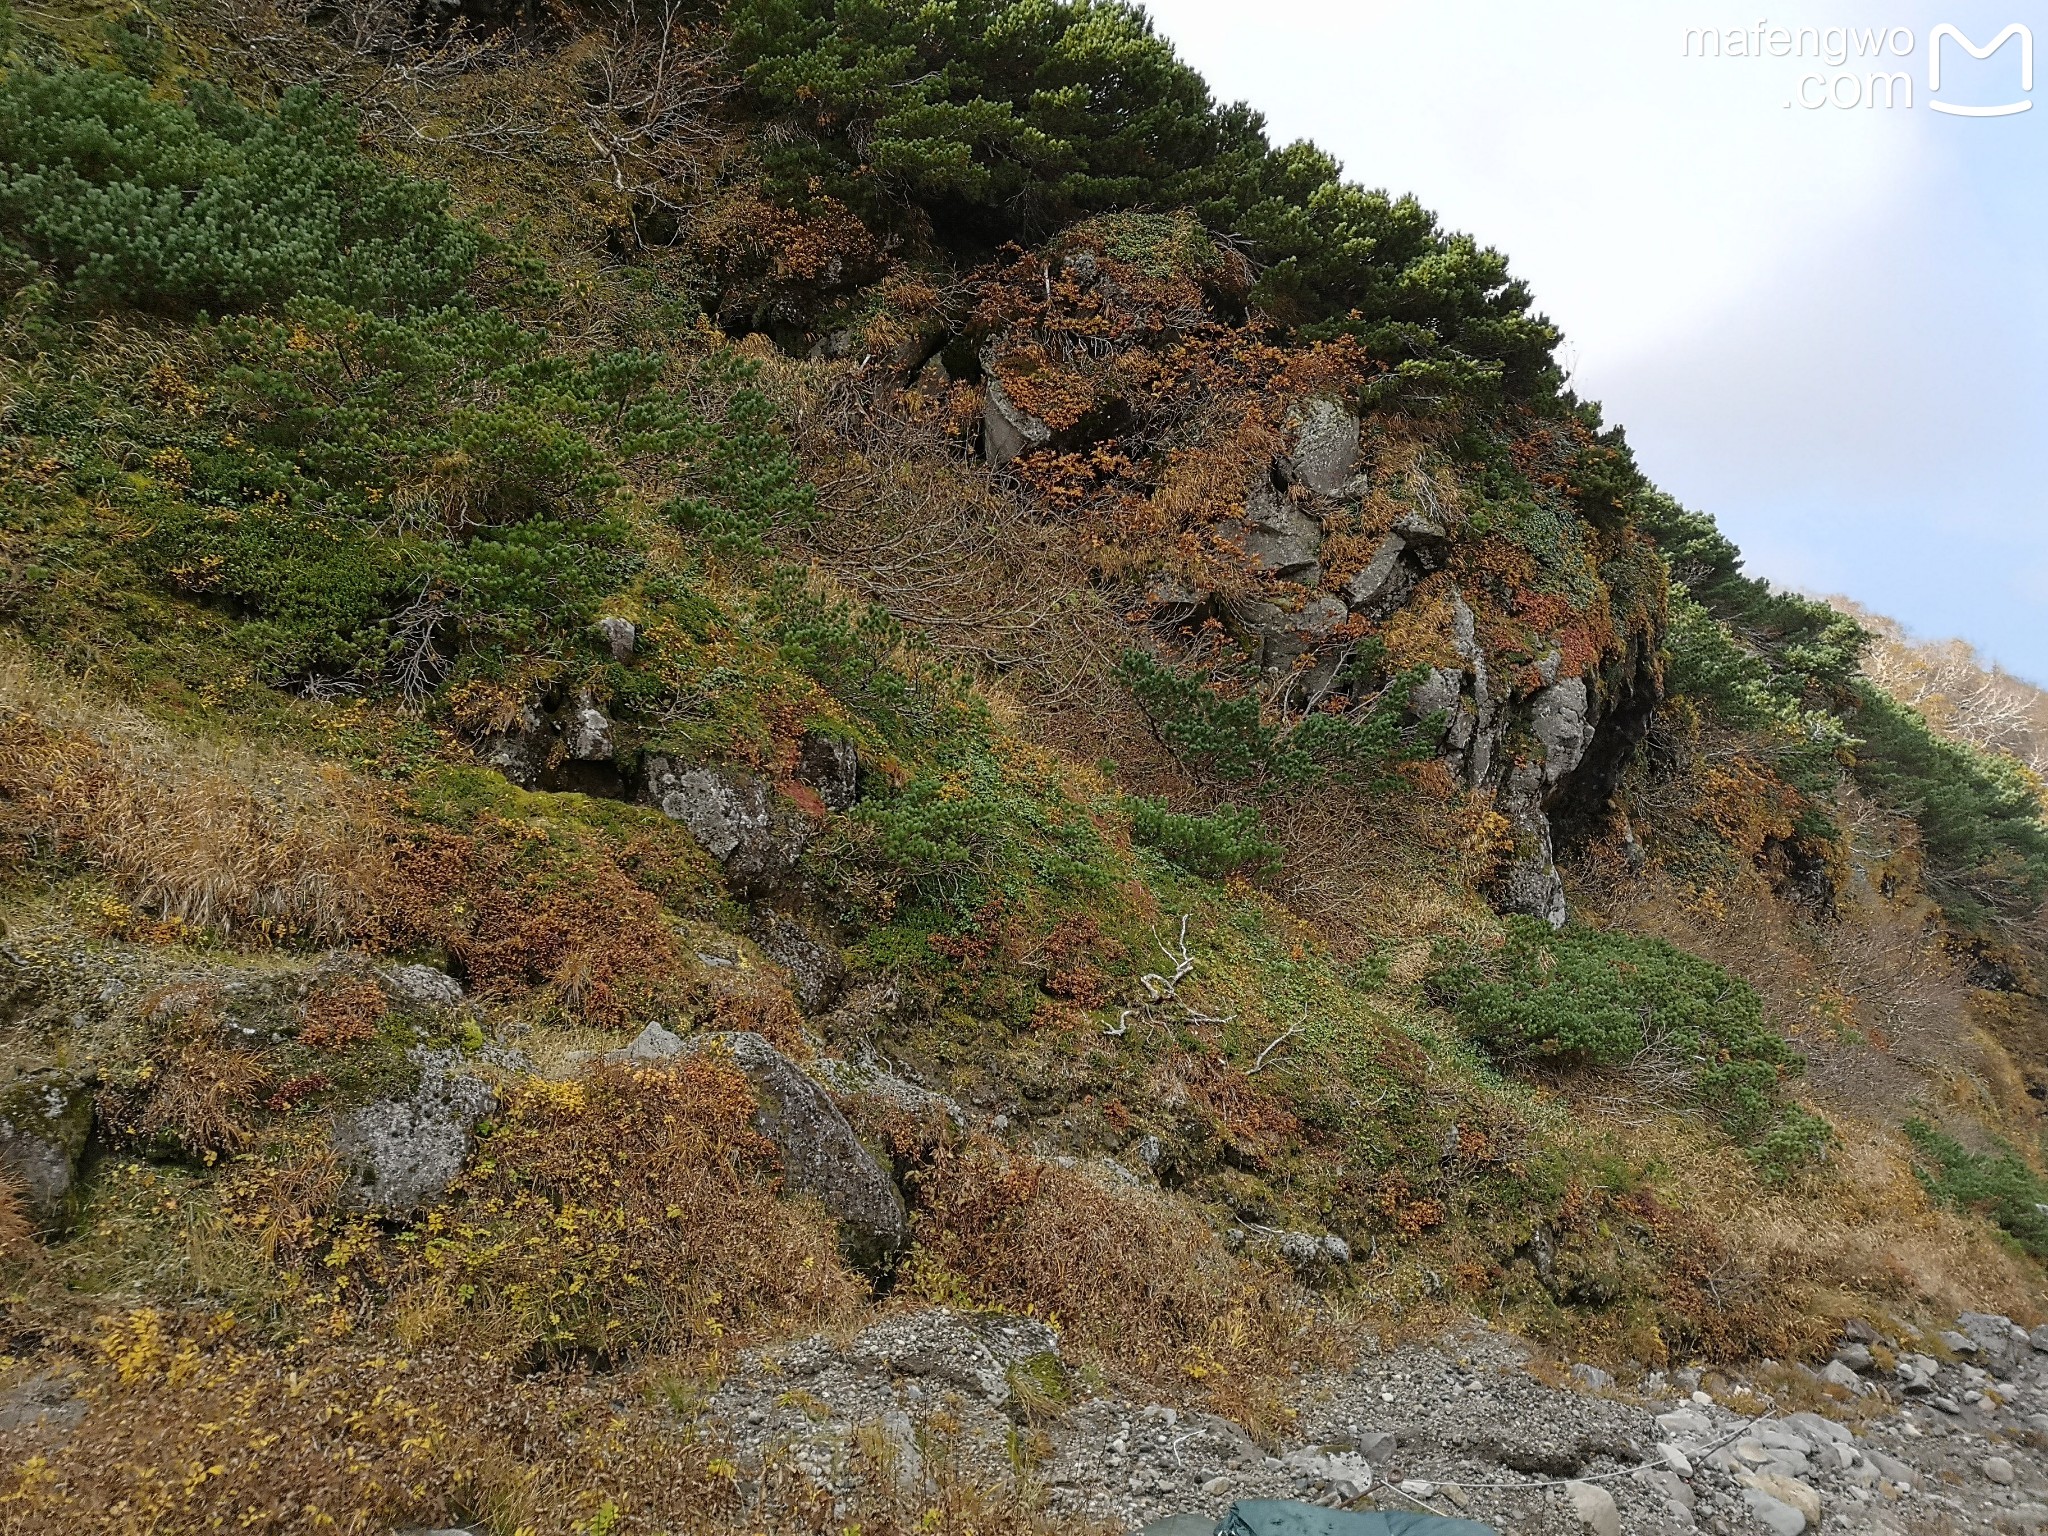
1984 1455 2017 1485
1743 1472 1820 1528
594 615 637 661
1842 1318 1879 1344
1397 1478 1435 1498
1833 1342 1874 1372
1657 1442 1695 1477
1570 1363 1614 1391
2031 1324 2048 1355
1940 1329 1979 1355
1201 1475 1232 1496
1741 1487 1808 1535
1564 1479 1621 1536
614 1022 684 1061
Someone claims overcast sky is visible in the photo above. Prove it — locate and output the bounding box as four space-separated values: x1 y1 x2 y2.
1141 0 2048 682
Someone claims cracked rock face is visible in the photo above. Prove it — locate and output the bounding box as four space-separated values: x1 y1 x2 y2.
643 758 814 893
749 910 846 1014
1143 390 1631 930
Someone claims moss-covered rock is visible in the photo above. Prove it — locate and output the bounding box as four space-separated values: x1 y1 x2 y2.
0 1067 95 1227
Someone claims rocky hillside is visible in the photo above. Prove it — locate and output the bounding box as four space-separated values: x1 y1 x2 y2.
1 0 2046 1531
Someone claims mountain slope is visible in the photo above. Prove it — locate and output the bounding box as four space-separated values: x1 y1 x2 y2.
0 1 2045 1530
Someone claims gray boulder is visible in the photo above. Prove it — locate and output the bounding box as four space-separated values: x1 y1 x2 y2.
643 758 813 893
1232 480 1322 585
594 615 637 662
683 1031 910 1272
1285 398 1362 497
1957 1311 2028 1376
749 911 846 1014
1342 532 1411 613
982 376 1051 466
613 1021 686 1062
1390 507 1450 567
331 1049 495 1211
0 1068 95 1227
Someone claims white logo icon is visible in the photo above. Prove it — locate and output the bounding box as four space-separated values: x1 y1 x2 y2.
1928 23 2033 115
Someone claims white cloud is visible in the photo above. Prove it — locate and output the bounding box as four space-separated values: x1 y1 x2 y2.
1140 0 2048 680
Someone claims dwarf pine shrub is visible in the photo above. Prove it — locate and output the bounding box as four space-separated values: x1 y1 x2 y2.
1434 919 1814 1161
1125 796 1280 880
0 71 478 315
1117 649 1416 794
1905 1119 2048 1259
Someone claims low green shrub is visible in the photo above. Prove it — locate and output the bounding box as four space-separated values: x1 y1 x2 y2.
1904 1119 2048 1259
849 729 1112 911
1433 919 1815 1162
1116 649 1417 794
1125 796 1279 880
0 70 478 316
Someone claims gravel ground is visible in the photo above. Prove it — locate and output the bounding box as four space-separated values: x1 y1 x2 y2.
697 1306 2048 1536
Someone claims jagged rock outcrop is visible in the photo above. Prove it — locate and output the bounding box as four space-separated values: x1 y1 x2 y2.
682 1030 911 1273
1168 394 1649 927
642 758 815 894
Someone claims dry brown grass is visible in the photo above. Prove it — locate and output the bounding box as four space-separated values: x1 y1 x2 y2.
0 653 390 944
903 1136 1330 1429
350 1059 863 1369
1533 1097 2045 1362
95 1003 269 1166
0 1304 1101 1536
372 818 699 1030
0 1170 32 1259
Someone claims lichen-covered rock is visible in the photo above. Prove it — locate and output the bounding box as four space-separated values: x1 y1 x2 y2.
1494 762 1567 929
377 962 464 1011
642 758 814 893
1530 676 1593 786
563 694 614 761
749 910 846 1014
1284 397 1362 497
474 703 550 789
331 1049 496 1211
0 1068 94 1226
683 1030 910 1272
